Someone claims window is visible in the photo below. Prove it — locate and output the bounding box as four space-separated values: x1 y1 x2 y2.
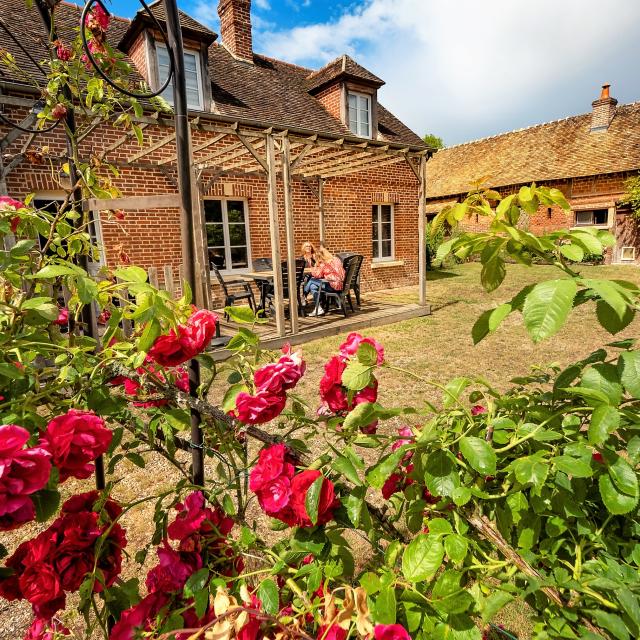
372 204 393 261
204 199 250 272
574 209 608 226
348 91 372 138
33 197 104 274
156 44 204 110
620 246 636 261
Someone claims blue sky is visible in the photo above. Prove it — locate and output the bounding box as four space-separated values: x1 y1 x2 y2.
107 0 640 146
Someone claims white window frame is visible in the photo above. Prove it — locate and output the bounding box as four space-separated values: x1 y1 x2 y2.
347 91 372 139
33 194 104 274
574 209 610 227
620 246 636 261
204 198 251 275
372 203 395 262
156 43 204 111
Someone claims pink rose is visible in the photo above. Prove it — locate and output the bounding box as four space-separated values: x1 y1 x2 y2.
289 470 337 527
257 476 293 516
85 4 110 31
0 195 24 211
167 491 233 542
249 444 295 493
40 409 112 481
319 356 349 413
471 405 487 416
374 624 412 640
339 332 384 365
55 40 72 62
253 350 305 394
145 543 202 594
317 625 347 640
235 389 287 425
53 307 69 326
25 617 70 640
109 592 170 640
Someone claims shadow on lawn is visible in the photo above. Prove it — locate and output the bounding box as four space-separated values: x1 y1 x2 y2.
426 269 461 281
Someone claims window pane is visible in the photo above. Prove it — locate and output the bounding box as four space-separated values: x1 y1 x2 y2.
593 209 608 225
227 201 245 222
348 94 357 109
381 240 392 258
358 95 368 110
381 205 392 222
184 53 197 72
575 211 592 225
206 224 224 247
204 200 223 223
372 205 379 221
372 242 379 258
228 224 246 245
381 222 392 240
230 246 248 268
208 247 226 270
372 223 379 241
359 121 369 137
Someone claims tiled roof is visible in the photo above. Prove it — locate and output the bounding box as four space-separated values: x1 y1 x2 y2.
306 54 384 93
0 0 425 148
426 103 640 198
119 0 217 49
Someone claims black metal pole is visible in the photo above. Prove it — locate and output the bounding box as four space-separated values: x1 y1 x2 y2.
162 0 205 487
34 0 105 489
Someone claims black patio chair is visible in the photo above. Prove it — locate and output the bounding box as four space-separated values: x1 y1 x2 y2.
341 254 364 307
253 257 273 272
211 263 256 320
318 257 359 318
264 259 306 318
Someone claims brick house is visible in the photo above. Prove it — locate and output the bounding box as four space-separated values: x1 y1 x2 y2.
425 85 640 264
0 0 430 336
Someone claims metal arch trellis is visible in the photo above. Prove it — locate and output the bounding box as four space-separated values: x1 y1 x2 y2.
77 0 206 487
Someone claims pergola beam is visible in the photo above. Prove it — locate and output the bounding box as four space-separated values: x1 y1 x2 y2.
196 139 256 168
158 132 227 165
229 133 268 173
281 136 299 334
295 149 354 175
127 132 177 163
418 154 427 306
319 153 406 179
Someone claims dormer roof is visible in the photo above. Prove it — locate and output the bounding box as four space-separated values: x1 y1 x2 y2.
306 54 385 94
118 0 217 51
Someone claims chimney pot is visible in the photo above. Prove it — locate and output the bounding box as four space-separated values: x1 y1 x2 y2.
218 0 253 62
590 83 617 133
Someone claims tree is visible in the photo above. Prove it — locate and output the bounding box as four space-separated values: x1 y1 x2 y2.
622 172 640 219
423 132 444 149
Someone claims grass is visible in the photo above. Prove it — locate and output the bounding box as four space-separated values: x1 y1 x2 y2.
3 262 640 639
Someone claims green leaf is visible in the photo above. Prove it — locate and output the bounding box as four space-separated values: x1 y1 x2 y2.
356 342 379 366
599 475 638 515
32 489 60 522
559 243 584 262
341 493 364 527
114 266 149 284
582 363 622 405
424 450 459 498
553 456 593 478
471 304 512 344
33 264 82 279
443 377 471 408
481 591 514 623
360 572 381 595
332 454 362 486
571 230 604 256
184 568 209 598
305 475 324 525
588 405 620 445
257 578 279 615
225 306 257 324
444 534 468 563
522 279 578 343
596 300 635 334
431 571 474 615
138 318 161 353
366 449 406 490
480 255 506 293
512 456 548 489
221 383 247 413
341 360 373 391
77 276 99 304
618 351 640 398
582 279 631 320
590 611 630 640
452 486 472 506
459 437 496 476
609 456 639 498
374 586 396 624
402 534 444 582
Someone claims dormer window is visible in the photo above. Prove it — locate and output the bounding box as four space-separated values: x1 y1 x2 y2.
348 91 372 138
156 44 204 111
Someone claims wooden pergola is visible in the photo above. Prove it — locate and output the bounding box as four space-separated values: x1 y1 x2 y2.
0 95 431 337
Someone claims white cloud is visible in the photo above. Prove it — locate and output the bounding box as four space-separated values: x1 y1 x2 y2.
254 0 640 145
254 0 271 10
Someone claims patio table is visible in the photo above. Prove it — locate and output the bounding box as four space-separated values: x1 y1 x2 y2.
240 269 313 313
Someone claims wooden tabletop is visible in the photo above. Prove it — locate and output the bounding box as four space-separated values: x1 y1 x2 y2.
240 268 312 280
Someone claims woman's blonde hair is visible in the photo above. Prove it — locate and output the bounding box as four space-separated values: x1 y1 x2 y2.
316 246 333 263
301 241 315 254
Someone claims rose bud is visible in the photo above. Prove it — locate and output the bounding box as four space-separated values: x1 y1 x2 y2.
51 104 67 120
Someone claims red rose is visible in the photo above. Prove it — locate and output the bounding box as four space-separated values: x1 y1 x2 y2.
85 4 110 31
167 491 233 542
114 210 125 221
40 409 112 481
471 405 487 416
257 476 293 517
339 332 384 365
148 309 218 367
592 451 604 464
54 40 72 62
253 350 305 394
25 618 70 640
249 444 295 493
317 625 347 640
235 389 287 425
109 592 170 640
145 543 202 594
381 473 404 500
10 216 20 233
0 494 36 531
53 307 69 326
19 562 64 610
374 624 412 640
51 104 67 120
237 616 262 640
290 470 337 527
97 309 111 325
319 356 349 413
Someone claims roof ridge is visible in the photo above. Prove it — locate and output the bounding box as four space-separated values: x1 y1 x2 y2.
438 100 640 152
254 52 313 73
306 55 341 79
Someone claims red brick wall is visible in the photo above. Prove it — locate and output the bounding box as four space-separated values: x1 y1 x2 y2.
127 32 149 84
315 84 342 121
1 106 421 301
218 0 253 61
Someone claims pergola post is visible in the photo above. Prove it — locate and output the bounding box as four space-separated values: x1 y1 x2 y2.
265 134 286 336
318 177 325 243
282 136 299 334
418 154 427 306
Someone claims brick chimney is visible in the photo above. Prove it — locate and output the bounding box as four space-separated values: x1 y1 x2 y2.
590 83 618 132
218 0 253 62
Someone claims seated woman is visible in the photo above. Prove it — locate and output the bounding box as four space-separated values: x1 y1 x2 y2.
300 241 316 268
305 246 345 317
